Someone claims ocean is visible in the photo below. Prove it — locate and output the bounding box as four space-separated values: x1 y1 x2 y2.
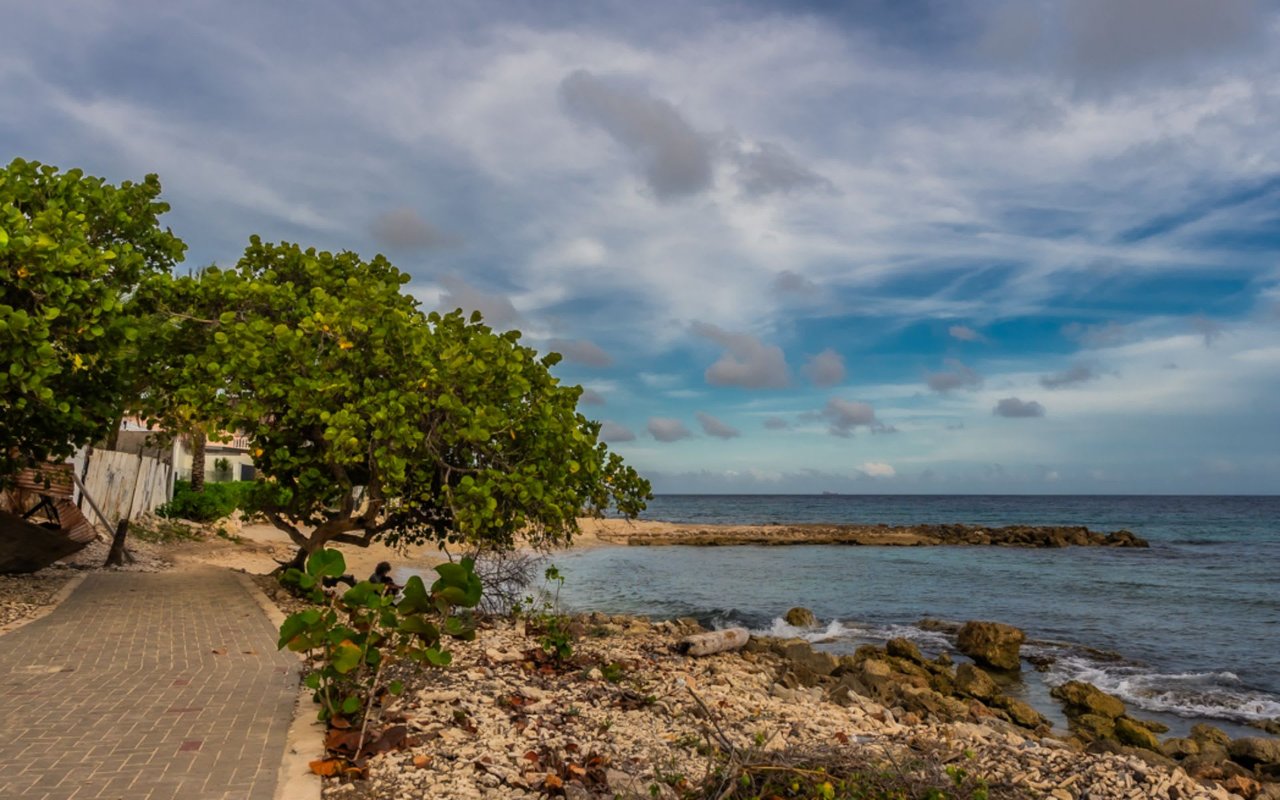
551 495 1280 737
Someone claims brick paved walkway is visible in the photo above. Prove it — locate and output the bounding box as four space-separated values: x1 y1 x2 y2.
0 567 300 800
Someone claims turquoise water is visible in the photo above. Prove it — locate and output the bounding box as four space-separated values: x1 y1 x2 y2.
554 495 1280 734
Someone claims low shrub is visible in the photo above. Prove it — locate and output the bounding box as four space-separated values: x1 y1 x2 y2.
157 480 257 522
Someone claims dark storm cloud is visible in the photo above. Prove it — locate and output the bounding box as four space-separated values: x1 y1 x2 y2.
1040 364 1097 389
599 421 636 442
370 208 459 251
549 338 614 367
925 360 982 393
993 397 1046 418
821 398 877 438
696 411 740 439
559 69 715 201
648 417 693 442
730 140 834 198
691 322 790 389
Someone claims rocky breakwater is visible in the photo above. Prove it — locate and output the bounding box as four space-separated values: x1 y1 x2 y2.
595 520 1149 548
323 611 1241 800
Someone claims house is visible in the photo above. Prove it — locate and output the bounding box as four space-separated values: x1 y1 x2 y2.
174 430 256 483
106 418 257 484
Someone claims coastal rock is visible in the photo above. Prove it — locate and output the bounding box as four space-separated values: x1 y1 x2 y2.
991 695 1046 730
1250 719 1280 736
917 618 960 634
784 607 817 628
1071 713 1117 741
956 621 1025 671
1104 529 1148 547
954 663 998 701
1051 680 1126 720
1191 723 1233 749
775 639 840 683
1221 775 1263 799
886 637 924 664
1161 737 1201 760
1114 716 1162 751
1228 737 1280 768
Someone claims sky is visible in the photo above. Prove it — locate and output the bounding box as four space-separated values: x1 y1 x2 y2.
4 0 1279 494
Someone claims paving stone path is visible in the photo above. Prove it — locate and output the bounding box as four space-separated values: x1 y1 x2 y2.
0 567 300 800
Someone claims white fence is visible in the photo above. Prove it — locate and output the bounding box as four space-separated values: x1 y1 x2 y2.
75 449 173 526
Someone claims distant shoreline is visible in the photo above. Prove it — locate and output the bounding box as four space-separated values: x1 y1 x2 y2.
576 517 1148 548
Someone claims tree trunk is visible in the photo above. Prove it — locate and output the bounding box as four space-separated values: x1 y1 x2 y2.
190 430 206 492
104 518 136 567
273 546 308 575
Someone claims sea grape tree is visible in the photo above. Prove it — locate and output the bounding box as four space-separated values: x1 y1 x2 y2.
142 237 649 559
0 159 185 479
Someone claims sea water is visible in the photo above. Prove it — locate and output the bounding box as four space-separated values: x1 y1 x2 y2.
552 495 1280 736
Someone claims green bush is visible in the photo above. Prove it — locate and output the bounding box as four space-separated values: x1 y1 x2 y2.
157 480 256 522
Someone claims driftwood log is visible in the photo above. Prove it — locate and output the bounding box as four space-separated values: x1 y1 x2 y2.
676 627 750 657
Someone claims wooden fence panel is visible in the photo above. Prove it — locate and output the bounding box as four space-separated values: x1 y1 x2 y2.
79 449 172 526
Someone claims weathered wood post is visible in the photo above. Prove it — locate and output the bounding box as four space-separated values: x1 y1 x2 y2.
104 447 145 567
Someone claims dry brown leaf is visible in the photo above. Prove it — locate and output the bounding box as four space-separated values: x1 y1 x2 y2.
309 759 343 777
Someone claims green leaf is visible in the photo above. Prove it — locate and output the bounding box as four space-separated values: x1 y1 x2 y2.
397 575 431 615
342 581 380 607
306 549 346 579
303 672 322 689
397 616 439 642
332 641 362 674
387 679 404 696
423 647 452 667
341 695 361 715
277 612 310 650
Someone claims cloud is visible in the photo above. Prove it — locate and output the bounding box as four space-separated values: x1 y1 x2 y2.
559 69 714 201
696 411 740 440
370 208 459 251
437 276 519 327
773 270 818 295
548 338 613 367
1061 0 1267 85
948 325 985 342
801 349 846 388
1040 364 1098 389
1190 315 1223 347
821 398 877 438
638 372 681 389
870 423 899 435
729 140 833 198
860 462 896 478
598 421 635 442
762 416 790 430
993 397 1046 418
925 360 982 393
1064 322 1132 349
691 322 790 389
578 388 606 406
647 417 693 442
